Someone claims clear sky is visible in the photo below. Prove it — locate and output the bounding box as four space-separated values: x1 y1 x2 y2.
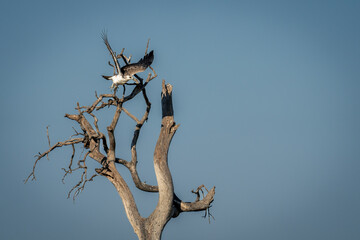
1 0 360 239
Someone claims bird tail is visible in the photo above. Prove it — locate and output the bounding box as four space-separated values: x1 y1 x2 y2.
102 75 112 80
138 50 154 67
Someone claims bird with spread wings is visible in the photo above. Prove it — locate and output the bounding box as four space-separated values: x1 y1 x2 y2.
101 32 154 95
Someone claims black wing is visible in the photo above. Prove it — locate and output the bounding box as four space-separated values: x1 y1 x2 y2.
122 50 154 76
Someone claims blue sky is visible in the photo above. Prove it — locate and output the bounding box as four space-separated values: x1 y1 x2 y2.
1 0 360 239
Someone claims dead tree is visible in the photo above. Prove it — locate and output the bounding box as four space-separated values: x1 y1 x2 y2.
26 43 215 240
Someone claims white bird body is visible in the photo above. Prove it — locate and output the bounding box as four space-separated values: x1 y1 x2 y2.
109 74 132 88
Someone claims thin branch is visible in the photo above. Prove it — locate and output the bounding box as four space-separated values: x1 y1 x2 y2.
46 125 51 160
87 93 118 113
25 137 84 183
146 66 157 83
86 112 105 142
71 127 83 138
203 205 215 224
142 88 151 109
96 99 116 111
109 103 123 130
76 102 82 114
111 78 157 192
61 143 76 183
145 38 150 55
106 103 122 163
174 186 215 214
114 157 129 166
122 107 140 123
66 150 98 201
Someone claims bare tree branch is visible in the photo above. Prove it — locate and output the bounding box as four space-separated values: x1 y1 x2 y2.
46 125 51 160
67 151 98 200
145 38 150 55
25 137 84 183
113 78 158 192
61 143 76 183
122 107 140 123
177 186 215 213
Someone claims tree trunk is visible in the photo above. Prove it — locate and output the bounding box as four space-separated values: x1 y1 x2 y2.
143 82 178 239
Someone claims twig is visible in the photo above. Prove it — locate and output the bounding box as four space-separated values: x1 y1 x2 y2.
25 137 84 183
145 38 150 55
202 205 215 224
67 151 98 201
62 144 76 183
122 107 140 123
46 126 51 160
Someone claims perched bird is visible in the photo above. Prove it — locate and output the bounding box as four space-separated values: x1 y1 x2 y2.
101 33 154 95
